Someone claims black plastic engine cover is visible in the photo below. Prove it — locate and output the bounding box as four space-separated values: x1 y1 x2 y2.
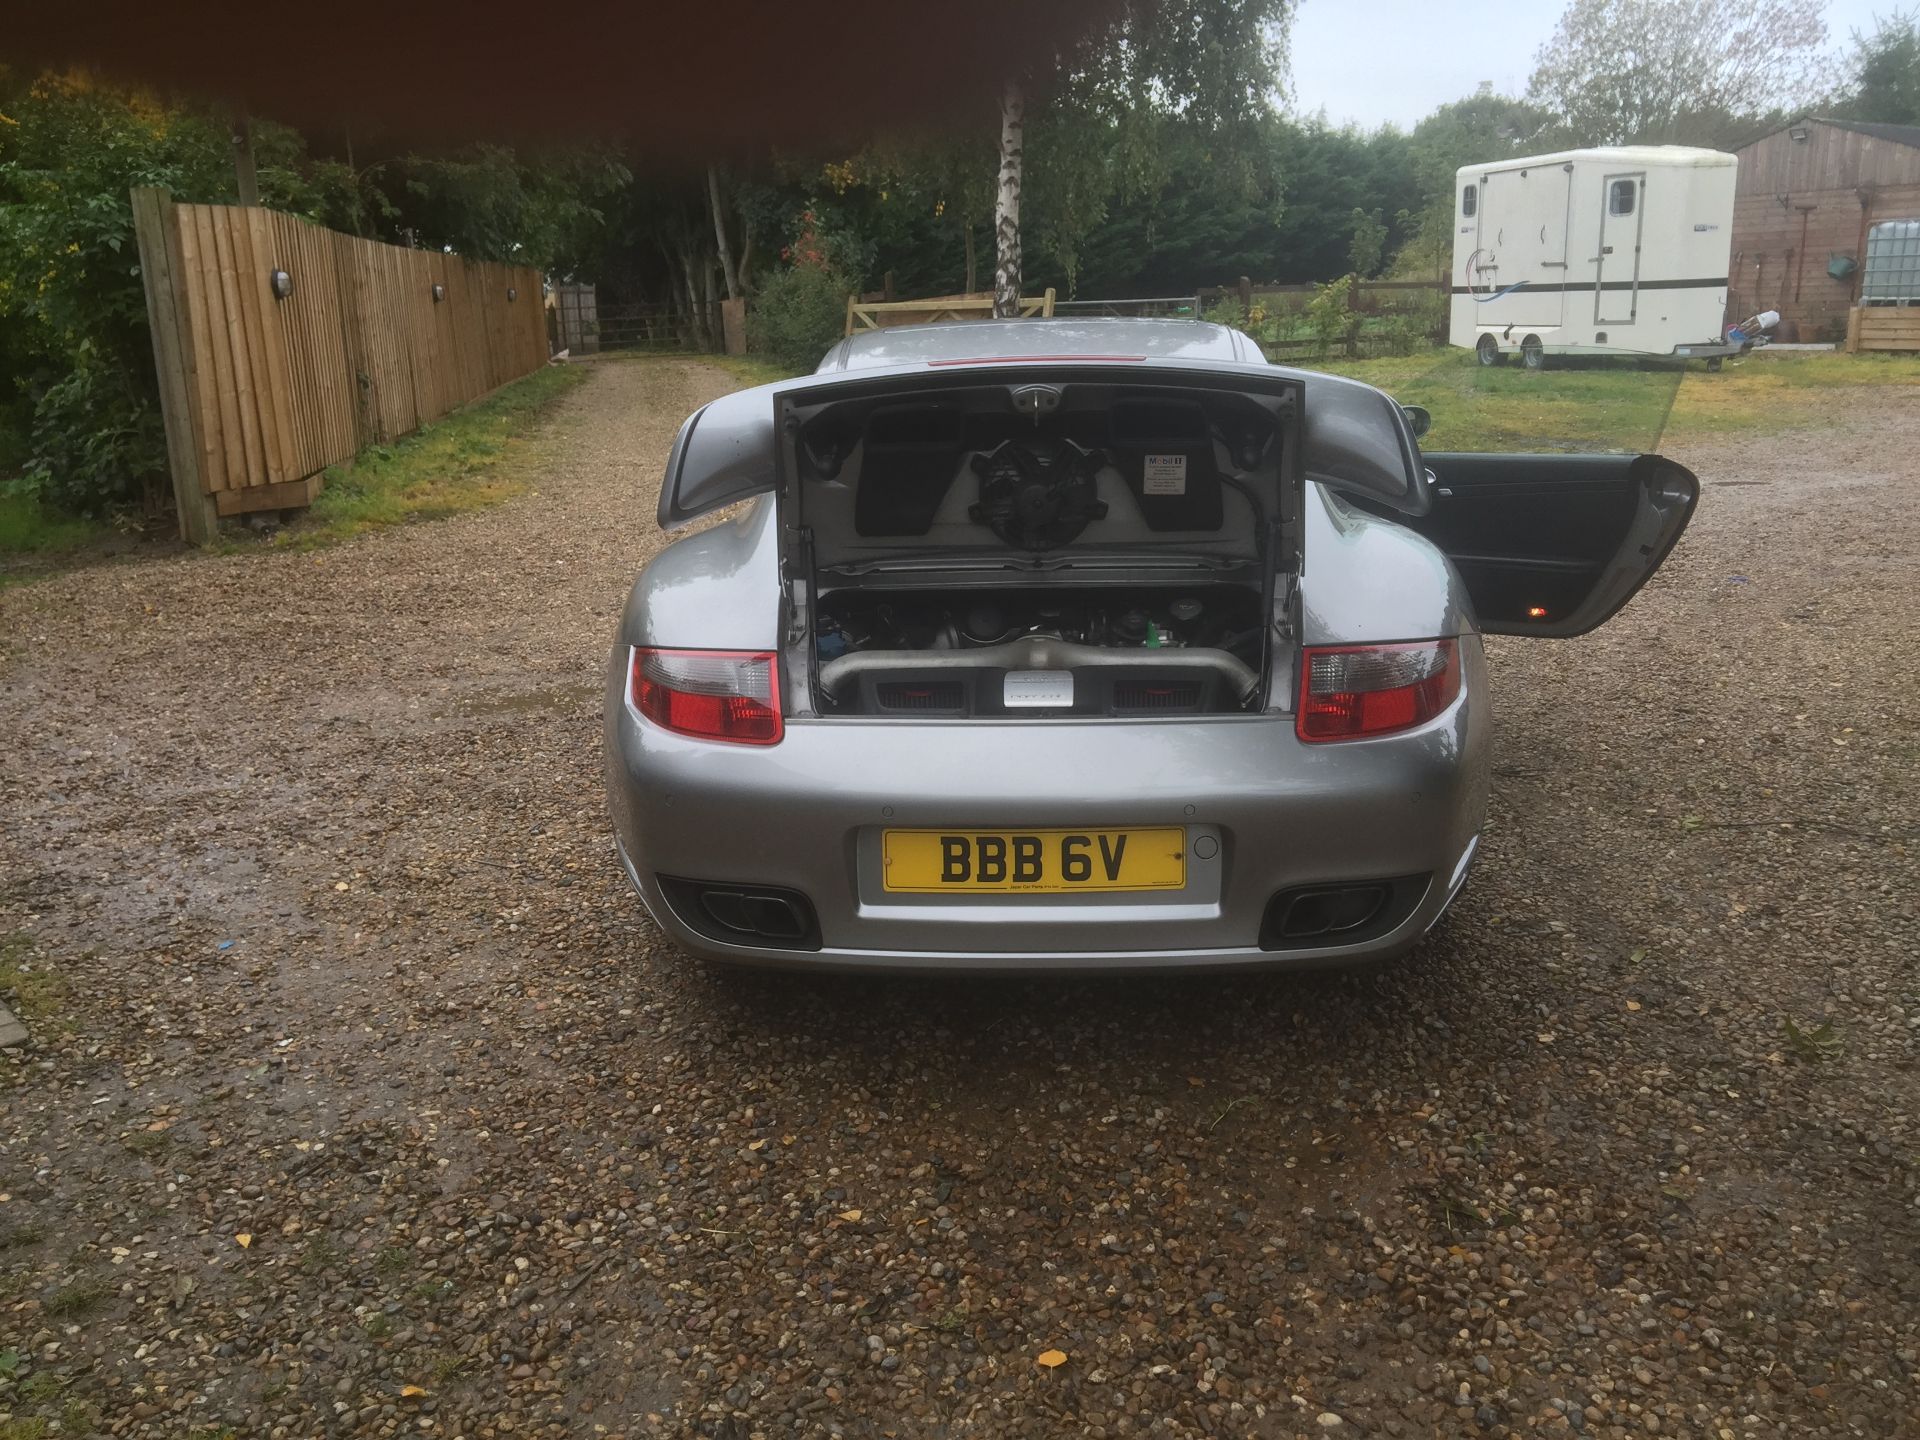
968 439 1109 550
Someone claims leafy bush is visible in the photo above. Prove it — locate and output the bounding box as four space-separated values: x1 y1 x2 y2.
749 208 862 372
0 72 345 513
1201 295 1249 330
17 354 165 511
749 263 849 372
1303 276 1355 355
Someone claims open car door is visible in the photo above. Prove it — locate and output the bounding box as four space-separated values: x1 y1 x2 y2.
1398 453 1699 637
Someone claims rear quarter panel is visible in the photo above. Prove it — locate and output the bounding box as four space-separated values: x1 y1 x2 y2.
1300 485 1476 645
617 497 782 651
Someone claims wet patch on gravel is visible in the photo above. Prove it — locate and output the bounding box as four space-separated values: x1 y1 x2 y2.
1 362 1914 1439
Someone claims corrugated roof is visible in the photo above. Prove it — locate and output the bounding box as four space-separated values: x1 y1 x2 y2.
1737 115 1920 151
1823 118 1920 148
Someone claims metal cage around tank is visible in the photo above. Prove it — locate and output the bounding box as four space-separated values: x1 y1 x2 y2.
1862 219 1920 305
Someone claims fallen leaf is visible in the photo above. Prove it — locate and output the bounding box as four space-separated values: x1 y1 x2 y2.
235 1233 253 1249
334 881 350 891
1037 1349 1068 1368
1625 1000 1642 1012
838 1209 863 1222
748 1139 767 1152
400 1384 430 1399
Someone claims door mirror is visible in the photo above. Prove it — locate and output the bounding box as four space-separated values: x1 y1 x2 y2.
1400 405 1432 439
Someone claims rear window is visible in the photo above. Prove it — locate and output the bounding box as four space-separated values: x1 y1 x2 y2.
1609 179 1636 217
1461 184 1477 217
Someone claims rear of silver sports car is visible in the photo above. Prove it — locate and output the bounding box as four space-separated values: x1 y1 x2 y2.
604 352 1488 972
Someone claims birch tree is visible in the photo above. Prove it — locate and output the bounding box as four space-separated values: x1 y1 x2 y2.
990 0 1295 316
992 79 1026 317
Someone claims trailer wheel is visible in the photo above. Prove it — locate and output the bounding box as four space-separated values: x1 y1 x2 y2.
1475 335 1504 367
1521 336 1546 371
1706 356 1724 373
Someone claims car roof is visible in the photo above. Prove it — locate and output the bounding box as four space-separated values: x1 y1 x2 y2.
817 317 1254 372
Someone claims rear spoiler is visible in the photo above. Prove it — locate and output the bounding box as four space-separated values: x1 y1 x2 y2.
658 359 1429 529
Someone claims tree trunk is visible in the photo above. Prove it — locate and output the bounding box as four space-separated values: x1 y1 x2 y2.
680 247 704 349
963 223 977 295
343 123 365 236
701 257 719 349
992 77 1025 318
230 113 260 207
708 164 740 301
737 215 755 294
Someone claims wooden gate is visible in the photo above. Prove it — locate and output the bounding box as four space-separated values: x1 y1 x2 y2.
132 187 550 543
845 290 1056 333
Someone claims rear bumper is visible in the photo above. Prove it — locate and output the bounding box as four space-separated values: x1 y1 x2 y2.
603 641 1489 973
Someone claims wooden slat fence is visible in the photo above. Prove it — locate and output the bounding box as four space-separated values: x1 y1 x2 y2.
132 187 549 543
1845 304 1920 352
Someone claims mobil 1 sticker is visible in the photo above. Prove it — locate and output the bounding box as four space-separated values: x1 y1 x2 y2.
1143 453 1187 495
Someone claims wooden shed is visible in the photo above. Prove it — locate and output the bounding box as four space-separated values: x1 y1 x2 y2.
1729 116 1920 342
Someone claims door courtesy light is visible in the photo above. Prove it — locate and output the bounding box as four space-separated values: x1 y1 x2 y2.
1297 640 1460 742
630 648 782 745
1527 605 1549 619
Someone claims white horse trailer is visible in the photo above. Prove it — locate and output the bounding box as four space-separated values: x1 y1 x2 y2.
1451 146 1739 369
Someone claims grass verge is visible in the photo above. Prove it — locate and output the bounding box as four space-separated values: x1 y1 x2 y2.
0 936 69 1031
246 364 588 550
0 494 110 562
1307 347 1916 452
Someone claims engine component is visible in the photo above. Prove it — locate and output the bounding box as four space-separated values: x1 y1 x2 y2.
813 584 1268 717
819 634 1260 706
961 601 1011 644
969 439 1109 550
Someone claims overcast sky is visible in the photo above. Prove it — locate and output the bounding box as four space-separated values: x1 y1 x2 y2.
1288 0 1898 130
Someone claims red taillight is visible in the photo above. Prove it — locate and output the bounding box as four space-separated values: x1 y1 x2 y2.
1296 640 1460 743
629 648 782 745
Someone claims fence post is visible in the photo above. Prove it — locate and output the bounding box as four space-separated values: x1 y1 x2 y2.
1346 273 1361 358
130 186 220 545
1237 276 1252 313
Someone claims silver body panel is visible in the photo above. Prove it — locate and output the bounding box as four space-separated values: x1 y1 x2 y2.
605 482 1488 972
605 641 1487 972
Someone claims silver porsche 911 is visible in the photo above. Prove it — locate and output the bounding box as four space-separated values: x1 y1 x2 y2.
603 319 1696 972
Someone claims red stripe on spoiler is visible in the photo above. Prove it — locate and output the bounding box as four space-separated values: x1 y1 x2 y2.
926 354 1146 366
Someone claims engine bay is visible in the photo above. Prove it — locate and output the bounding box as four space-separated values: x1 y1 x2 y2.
813 585 1267 718
790 384 1285 563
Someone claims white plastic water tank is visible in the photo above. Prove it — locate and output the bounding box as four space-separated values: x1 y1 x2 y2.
1862 220 1920 304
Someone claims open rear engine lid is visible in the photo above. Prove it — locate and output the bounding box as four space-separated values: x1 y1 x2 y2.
657 358 1429 538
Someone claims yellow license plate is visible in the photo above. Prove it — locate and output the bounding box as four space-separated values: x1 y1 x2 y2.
881 828 1187 894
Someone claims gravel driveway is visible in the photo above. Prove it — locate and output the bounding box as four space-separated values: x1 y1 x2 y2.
2 358 1915 1440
